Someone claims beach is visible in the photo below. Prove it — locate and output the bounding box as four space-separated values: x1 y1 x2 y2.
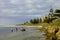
0 26 46 40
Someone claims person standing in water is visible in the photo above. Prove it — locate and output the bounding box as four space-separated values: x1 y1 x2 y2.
11 29 13 32
16 28 18 32
11 28 13 32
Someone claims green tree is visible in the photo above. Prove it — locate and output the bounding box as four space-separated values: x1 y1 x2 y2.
40 18 42 23
49 8 54 17
30 18 39 24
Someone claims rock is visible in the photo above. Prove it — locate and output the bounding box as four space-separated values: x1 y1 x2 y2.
20 28 26 32
56 30 60 40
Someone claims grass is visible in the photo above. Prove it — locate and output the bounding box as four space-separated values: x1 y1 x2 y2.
16 22 60 27
50 21 60 26
16 19 60 27
22 23 49 26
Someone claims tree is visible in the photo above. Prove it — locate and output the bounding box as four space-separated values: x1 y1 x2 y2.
44 16 52 23
40 18 42 23
30 19 33 24
49 8 54 17
30 18 39 24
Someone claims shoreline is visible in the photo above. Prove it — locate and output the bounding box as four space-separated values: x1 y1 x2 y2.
0 25 43 28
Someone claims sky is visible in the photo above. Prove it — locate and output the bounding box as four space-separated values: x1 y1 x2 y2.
0 0 60 25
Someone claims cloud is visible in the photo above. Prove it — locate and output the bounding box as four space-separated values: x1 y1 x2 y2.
0 0 52 16
0 15 41 25
0 0 60 24
53 0 60 9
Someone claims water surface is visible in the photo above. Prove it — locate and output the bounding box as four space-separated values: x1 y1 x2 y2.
0 26 46 40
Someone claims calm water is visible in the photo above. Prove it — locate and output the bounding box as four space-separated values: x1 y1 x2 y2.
0 26 46 40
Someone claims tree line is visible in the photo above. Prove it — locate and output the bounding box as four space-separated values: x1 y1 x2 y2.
29 8 59 24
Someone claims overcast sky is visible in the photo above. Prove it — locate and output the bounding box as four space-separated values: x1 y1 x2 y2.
0 0 60 25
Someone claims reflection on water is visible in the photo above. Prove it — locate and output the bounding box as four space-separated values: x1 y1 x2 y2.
0 26 46 40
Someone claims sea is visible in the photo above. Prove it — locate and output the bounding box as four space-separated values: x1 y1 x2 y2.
0 25 46 40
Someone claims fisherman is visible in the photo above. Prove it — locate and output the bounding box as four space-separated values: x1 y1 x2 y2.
11 29 13 32
11 28 13 32
16 28 18 31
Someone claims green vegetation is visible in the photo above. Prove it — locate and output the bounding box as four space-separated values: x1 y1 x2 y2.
25 8 60 26
30 18 40 24
16 8 60 40
16 8 60 26
50 20 60 26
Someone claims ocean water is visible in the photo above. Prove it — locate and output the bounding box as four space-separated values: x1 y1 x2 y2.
0 26 46 40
